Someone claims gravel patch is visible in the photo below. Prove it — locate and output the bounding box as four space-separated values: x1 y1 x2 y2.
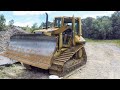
0 27 28 52
65 42 120 79
0 27 28 65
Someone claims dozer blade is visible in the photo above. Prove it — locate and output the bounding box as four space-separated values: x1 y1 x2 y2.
2 34 57 69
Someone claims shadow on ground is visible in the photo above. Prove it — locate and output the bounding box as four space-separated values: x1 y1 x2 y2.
0 62 50 79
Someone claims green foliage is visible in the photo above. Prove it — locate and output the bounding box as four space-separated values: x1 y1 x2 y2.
31 23 38 30
8 19 14 28
31 23 39 33
21 25 32 33
0 14 6 31
39 21 53 29
82 17 95 38
82 11 120 40
110 11 120 39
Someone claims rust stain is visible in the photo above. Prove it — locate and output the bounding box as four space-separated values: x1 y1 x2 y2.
3 49 52 69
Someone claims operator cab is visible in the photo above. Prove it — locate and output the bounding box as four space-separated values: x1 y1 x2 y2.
54 17 81 47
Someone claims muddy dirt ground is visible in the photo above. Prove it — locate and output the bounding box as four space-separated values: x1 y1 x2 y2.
0 42 120 79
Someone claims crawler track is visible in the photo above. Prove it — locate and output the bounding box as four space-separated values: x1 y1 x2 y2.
49 45 87 77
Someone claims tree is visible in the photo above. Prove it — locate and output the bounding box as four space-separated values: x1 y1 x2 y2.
82 17 95 38
39 22 46 29
0 14 6 31
100 16 112 39
8 19 14 28
39 21 54 29
94 16 112 39
31 23 38 30
111 11 120 39
31 23 39 33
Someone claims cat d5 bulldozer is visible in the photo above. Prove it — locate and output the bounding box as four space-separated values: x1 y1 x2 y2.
1 13 87 76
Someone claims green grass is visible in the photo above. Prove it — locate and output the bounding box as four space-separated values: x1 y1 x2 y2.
85 38 120 47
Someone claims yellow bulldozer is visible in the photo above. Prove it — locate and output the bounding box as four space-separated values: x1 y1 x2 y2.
1 13 87 76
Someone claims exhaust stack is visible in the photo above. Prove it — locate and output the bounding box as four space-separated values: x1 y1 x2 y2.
45 13 48 29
